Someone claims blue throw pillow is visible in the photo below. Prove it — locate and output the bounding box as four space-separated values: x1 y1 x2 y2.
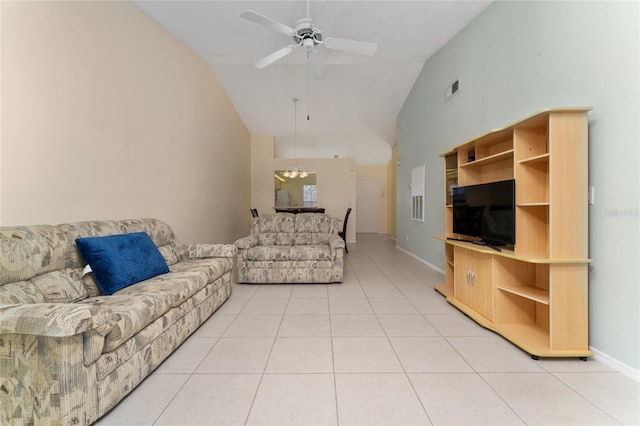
76 232 169 295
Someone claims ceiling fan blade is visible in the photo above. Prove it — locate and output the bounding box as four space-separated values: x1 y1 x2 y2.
254 45 297 69
241 10 296 36
308 50 326 80
324 37 377 56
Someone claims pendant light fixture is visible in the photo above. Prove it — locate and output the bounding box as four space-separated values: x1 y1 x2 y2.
283 98 308 179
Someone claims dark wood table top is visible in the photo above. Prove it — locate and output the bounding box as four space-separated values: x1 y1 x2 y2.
274 207 325 214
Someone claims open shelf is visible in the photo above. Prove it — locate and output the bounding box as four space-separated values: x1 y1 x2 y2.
497 285 549 305
500 322 592 357
518 202 550 207
518 153 549 165
459 149 514 169
516 159 548 205
498 323 551 354
444 154 458 212
515 205 549 257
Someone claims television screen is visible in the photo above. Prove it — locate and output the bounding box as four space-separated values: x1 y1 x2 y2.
452 179 515 245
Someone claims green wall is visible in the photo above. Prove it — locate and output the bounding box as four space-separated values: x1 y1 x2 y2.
397 1 639 373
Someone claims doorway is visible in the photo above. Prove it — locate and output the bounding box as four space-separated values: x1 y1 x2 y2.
356 180 378 233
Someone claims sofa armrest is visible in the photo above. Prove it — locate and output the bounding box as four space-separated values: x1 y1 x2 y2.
329 235 345 259
181 243 237 259
0 303 114 338
329 235 345 250
234 236 258 250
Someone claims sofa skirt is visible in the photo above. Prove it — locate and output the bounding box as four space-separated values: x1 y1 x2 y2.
237 261 343 284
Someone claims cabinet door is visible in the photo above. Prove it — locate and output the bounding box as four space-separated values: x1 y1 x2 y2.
454 247 474 308
470 251 493 320
454 247 493 320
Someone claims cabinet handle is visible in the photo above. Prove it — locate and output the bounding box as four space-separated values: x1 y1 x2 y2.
471 271 475 286
466 270 471 284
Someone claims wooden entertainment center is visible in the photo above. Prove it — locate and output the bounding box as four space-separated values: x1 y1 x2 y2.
434 108 592 359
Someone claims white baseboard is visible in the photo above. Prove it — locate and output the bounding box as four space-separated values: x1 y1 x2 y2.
590 346 640 382
395 245 445 275
394 245 639 382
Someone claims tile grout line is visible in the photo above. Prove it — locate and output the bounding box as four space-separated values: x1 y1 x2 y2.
243 284 293 425
151 288 242 425
355 236 434 424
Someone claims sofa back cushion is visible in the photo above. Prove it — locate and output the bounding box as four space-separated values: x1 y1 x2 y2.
57 221 124 269
0 225 90 304
57 220 124 298
119 218 182 265
119 218 176 247
257 213 295 246
294 213 337 245
0 225 69 285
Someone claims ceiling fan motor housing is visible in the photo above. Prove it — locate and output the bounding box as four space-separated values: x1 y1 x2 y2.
293 18 322 47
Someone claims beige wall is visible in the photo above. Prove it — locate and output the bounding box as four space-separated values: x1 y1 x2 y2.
0 1 251 244
355 165 388 234
251 135 357 242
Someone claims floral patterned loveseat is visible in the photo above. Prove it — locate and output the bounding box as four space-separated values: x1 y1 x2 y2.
234 213 344 283
0 218 236 425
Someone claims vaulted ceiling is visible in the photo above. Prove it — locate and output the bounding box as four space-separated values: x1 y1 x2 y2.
133 1 492 164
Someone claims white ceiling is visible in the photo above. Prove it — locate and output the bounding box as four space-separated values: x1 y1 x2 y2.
133 1 492 164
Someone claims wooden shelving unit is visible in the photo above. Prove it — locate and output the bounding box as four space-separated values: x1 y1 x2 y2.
434 108 592 359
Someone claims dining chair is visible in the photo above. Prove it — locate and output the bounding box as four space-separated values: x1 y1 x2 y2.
338 207 352 253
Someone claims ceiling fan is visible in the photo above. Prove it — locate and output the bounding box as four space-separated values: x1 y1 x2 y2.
240 4 377 80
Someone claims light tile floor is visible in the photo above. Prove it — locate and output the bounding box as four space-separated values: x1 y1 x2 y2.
96 234 639 425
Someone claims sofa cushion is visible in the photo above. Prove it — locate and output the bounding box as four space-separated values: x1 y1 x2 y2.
84 271 207 352
114 271 207 307
75 232 169 295
29 269 89 303
257 213 295 246
258 232 294 246
0 281 47 304
170 258 233 283
83 293 173 353
246 245 292 261
290 245 333 261
294 214 336 245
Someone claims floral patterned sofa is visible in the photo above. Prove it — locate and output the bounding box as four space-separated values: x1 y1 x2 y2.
234 213 344 284
0 218 236 425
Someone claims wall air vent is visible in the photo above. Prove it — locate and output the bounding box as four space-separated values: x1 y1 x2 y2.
445 79 461 101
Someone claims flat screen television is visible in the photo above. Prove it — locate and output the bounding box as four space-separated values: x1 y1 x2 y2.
452 179 515 246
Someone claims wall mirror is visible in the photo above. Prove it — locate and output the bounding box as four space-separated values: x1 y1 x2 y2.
274 171 317 207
